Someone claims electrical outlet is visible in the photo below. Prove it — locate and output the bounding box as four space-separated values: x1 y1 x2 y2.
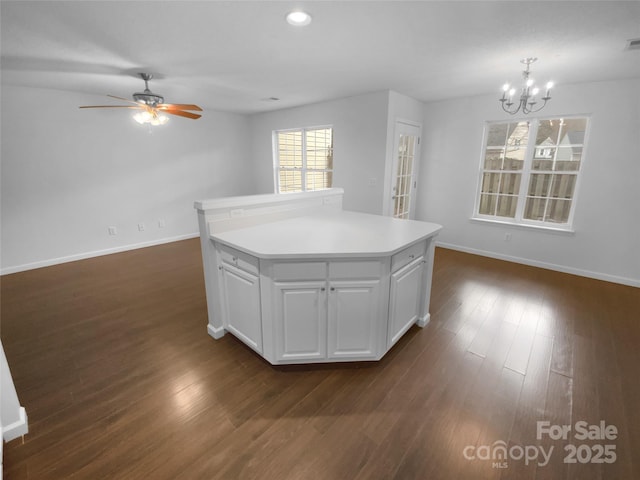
158 219 166 228
138 223 146 232
368 178 377 186
504 232 512 242
108 226 117 236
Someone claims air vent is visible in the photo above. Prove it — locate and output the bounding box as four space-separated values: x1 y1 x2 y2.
626 38 640 50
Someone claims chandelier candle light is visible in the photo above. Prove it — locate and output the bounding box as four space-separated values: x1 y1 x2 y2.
500 58 553 115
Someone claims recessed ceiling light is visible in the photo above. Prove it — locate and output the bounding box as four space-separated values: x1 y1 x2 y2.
286 11 311 26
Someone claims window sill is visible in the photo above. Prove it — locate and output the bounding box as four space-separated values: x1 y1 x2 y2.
470 217 576 235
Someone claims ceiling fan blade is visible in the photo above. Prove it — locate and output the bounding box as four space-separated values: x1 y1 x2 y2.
107 94 141 105
164 109 202 120
157 103 203 111
79 105 143 109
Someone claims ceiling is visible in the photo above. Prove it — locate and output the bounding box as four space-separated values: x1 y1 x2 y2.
2 1 639 114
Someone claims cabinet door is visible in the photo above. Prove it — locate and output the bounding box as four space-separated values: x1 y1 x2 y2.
273 281 327 361
388 257 424 348
221 264 262 353
327 279 381 359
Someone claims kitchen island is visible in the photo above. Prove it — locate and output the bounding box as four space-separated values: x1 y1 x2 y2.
194 188 441 364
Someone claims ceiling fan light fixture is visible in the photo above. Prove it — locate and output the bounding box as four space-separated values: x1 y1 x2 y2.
133 110 169 126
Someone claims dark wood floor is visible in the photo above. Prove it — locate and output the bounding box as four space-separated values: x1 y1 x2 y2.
1 239 639 479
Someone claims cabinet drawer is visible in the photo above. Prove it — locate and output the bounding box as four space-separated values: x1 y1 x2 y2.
272 262 327 280
329 260 382 279
218 244 259 275
391 241 426 272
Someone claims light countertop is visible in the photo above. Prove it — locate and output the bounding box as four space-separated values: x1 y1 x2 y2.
211 210 442 259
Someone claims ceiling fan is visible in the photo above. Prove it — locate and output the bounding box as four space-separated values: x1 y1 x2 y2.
79 73 202 125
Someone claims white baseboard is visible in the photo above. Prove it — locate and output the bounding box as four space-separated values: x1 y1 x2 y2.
417 313 430 328
207 324 226 340
436 241 640 288
0 233 200 276
2 407 28 442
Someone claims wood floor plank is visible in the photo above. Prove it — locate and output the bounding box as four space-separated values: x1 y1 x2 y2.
358 326 456 447
466 366 524 480
535 371 573 480
509 334 553 444
466 290 514 356
392 351 485 480
501 334 553 480
504 318 538 376
354 346 481 480
567 329 601 479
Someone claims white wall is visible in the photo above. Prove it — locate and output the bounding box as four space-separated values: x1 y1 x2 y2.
3 80 638 285
0 85 252 273
416 78 640 286
249 91 390 214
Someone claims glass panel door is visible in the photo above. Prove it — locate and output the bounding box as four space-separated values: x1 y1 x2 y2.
389 122 421 219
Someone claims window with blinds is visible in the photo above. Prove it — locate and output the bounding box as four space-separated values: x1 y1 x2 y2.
475 116 589 230
274 127 333 193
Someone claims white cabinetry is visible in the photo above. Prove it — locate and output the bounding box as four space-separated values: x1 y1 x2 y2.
388 258 425 347
216 240 434 364
388 242 427 348
327 279 381 359
218 245 262 354
273 281 327 361
269 260 387 363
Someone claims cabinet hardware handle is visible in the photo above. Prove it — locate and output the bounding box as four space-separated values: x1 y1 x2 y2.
330 287 335 292
409 254 415 259
321 287 326 292
218 266 223 270
232 257 237 262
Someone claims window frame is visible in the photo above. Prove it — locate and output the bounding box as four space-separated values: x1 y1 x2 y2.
273 125 334 194
472 115 591 232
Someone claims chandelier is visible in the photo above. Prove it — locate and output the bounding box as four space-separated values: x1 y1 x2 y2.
500 58 553 115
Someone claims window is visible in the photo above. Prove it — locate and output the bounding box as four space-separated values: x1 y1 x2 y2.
475 116 589 230
274 127 333 193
